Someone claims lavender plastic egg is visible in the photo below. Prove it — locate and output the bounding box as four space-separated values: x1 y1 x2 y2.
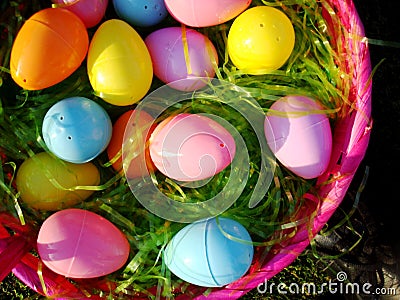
145 27 218 91
42 97 112 164
264 95 332 179
164 217 254 287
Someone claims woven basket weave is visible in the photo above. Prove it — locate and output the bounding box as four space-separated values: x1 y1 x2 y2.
1 0 372 298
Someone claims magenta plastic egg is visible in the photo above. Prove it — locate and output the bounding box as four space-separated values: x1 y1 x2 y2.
164 217 253 287
164 0 251 27
52 0 109 28
264 95 332 179
145 27 218 91
149 113 236 182
37 208 130 278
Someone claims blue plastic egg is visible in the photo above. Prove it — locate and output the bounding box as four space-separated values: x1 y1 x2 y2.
164 217 254 287
112 0 168 27
42 97 112 164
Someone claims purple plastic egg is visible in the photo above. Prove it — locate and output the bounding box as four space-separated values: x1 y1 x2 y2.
145 27 218 91
264 95 332 179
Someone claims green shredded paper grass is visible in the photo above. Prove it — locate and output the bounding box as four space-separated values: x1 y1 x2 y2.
0 0 361 298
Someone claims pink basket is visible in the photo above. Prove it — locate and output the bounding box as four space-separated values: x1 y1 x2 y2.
1 0 372 298
195 0 372 298
166 0 372 298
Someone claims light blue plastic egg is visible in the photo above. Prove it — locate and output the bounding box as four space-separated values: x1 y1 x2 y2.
164 217 254 287
112 0 168 27
42 97 112 164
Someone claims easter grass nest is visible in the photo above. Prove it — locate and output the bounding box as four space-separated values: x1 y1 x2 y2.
0 0 372 299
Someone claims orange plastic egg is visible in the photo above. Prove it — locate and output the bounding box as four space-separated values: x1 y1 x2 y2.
10 8 89 90
107 110 156 179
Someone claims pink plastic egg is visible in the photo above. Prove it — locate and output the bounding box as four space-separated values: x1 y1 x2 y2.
37 208 130 278
52 0 109 28
145 27 218 91
164 0 251 27
149 113 236 182
264 95 332 179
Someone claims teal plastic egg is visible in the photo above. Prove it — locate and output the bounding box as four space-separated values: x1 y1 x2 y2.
164 217 253 287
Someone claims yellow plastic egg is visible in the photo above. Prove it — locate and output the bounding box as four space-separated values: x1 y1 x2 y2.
227 6 295 74
87 19 153 106
15 152 100 211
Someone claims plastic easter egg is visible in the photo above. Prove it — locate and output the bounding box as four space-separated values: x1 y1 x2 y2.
264 95 332 179
107 109 156 178
10 8 88 90
15 152 100 211
164 217 253 287
145 27 218 91
52 0 109 28
149 113 236 182
87 19 153 106
42 97 112 164
112 0 168 27
228 6 295 74
164 0 251 27
37 208 130 278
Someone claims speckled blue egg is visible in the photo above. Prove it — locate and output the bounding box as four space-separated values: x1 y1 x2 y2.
164 217 254 287
42 97 112 164
112 0 168 27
